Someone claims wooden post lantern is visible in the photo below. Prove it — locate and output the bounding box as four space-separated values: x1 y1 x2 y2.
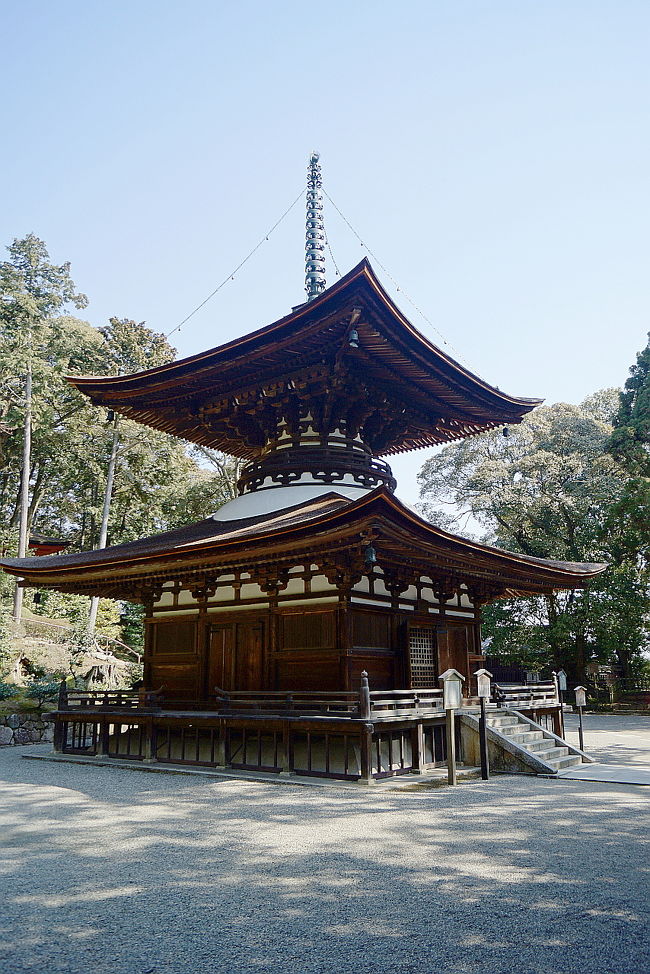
575 686 587 709
474 668 492 781
574 685 587 752
439 668 465 710
439 669 465 786
474 668 493 699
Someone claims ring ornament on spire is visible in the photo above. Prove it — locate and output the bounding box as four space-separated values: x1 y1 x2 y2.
305 151 326 301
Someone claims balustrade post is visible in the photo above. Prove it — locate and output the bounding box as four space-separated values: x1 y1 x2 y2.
359 722 375 784
552 671 565 739
57 679 68 711
359 670 372 720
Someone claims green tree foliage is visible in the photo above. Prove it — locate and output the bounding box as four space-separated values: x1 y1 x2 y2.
0 235 239 661
23 678 60 707
418 392 649 680
605 333 650 563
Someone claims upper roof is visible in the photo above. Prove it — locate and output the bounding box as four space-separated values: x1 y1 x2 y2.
0 488 605 599
67 260 542 458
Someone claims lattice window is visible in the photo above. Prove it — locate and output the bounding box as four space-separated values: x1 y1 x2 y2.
409 627 437 688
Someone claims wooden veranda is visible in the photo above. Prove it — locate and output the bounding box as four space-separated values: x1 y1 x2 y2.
53 676 563 783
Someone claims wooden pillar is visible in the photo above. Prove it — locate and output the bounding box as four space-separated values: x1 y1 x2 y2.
196 594 209 703
337 588 353 690
266 595 279 690
411 722 425 774
142 598 155 691
214 719 226 767
53 717 66 753
143 718 158 763
98 719 110 758
359 722 375 784
280 719 292 774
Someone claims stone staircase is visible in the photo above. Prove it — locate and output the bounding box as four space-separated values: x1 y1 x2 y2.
486 711 583 773
460 708 593 776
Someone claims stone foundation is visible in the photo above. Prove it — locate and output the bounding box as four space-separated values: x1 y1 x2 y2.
0 713 54 746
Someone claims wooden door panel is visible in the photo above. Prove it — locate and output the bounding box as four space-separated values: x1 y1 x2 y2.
235 622 264 691
209 625 235 692
209 620 264 693
437 625 469 679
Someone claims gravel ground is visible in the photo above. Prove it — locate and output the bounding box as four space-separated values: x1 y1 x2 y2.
563 712 650 766
1 746 649 974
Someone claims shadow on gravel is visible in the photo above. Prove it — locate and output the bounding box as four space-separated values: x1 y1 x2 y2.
1 750 649 974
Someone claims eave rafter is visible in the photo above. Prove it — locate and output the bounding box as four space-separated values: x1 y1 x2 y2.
66 261 540 458
13 509 595 604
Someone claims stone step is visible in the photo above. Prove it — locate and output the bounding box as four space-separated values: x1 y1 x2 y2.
526 738 561 753
500 729 545 744
545 754 583 770
534 745 570 761
487 715 520 727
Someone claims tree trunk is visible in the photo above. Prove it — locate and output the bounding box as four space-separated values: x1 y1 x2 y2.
574 631 587 684
87 418 119 633
13 364 32 622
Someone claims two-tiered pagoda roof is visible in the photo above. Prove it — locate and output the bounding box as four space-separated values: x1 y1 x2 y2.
1 258 605 600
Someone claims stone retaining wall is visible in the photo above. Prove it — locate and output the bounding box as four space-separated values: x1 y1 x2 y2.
0 713 54 746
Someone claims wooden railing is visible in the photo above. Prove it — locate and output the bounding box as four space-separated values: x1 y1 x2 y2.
492 681 558 709
368 689 443 717
58 683 140 711
57 672 445 720
213 689 359 716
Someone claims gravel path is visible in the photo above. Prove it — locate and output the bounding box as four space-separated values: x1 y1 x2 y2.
563 712 650 766
1 747 649 974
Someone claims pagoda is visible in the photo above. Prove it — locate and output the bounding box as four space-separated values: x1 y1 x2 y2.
1 154 604 780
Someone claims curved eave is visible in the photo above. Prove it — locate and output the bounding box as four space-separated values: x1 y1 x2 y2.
0 488 606 593
66 261 541 451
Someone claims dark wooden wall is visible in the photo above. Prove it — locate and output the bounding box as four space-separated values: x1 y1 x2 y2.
145 604 480 701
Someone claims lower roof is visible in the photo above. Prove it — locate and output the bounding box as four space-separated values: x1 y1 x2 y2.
0 488 606 599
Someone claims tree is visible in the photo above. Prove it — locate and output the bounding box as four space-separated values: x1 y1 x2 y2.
86 318 177 632
417 392 648 680
604 333 650 564
0 235 88 620
0 235 245 658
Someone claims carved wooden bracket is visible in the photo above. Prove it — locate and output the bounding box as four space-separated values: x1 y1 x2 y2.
319 552 365 592
254 568 291 598
382 567 417 601
433 576 458 605
190 578 218 602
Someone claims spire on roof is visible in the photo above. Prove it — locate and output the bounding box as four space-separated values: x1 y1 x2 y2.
305 151 326 301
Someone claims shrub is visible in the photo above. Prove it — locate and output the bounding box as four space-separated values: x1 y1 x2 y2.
24 679 60 707
0 682 19 702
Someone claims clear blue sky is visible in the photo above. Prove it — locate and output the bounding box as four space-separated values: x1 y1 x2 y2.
3 2 649 503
